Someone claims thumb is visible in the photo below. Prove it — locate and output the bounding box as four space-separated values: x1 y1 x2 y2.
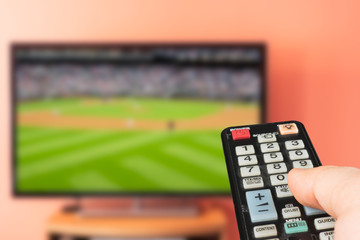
288 166 360 240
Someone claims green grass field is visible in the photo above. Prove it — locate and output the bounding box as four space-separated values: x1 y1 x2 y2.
17 98 258 193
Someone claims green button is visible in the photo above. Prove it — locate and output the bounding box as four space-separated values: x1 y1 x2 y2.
284 220 308 234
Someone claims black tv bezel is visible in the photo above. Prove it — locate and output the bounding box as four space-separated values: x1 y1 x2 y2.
11 42 266 197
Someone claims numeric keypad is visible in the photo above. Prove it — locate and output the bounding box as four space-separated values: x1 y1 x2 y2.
224 122 333 240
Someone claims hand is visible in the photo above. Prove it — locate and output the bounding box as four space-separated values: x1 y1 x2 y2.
288 166 360 240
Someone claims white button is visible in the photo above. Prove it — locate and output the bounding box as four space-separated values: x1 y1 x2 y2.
275 185 293 198
289 149 309 160
293 160 313 169
253 224 277 238
258 133 276 143
260 142 280 153
240 165 261 177
243 176 264 189
282 207 301 219
238 155 258 166
285 140 305 150
270 174 288 186
319 230 335 240
267 163 287 174
263 152 283 163
236 145 255 155
314 217 336 230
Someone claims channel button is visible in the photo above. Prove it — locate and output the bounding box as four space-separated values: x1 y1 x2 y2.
246 189 278 223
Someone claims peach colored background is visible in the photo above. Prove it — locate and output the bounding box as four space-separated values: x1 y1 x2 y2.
1 0 360 239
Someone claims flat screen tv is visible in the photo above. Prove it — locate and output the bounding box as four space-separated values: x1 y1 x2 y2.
12 43 266 196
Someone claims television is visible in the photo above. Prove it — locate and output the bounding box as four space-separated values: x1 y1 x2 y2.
12 43 266 196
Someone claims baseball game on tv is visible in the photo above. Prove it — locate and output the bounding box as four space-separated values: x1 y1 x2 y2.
13 44 264 194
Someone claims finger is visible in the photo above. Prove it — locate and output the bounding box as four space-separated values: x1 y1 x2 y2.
288 166 360 218
334 208 360 240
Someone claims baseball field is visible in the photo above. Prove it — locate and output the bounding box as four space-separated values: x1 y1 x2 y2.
17 97 259 193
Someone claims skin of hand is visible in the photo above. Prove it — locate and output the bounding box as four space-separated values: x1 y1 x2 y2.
288 166 360 240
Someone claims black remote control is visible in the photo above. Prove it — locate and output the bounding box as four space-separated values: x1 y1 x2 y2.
221 121 335 240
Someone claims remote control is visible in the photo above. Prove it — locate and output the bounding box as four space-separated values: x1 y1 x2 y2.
221 121 335 240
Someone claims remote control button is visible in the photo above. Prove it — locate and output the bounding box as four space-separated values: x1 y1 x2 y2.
240 166 261 177
278 123 299 135
246 189 278 223
257 133 276 143
284 220 308 234
314 217 336 230
253 224 277 238
285 140 305 150
275 185 293 198
236 145 255 156
232 129 250 140
270 174 288 186
238 155 258 166
319 230 335 240
289 149 309 160
260 142 280 153
263 152 283 163
243 176 264 189
267 163 287 174
304 206 326 216
293 160 313 169
282 206 301 219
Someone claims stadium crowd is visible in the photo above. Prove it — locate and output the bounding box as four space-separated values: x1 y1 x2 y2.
16 64 260 101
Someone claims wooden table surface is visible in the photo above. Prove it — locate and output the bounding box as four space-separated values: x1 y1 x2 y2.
46 207 227 239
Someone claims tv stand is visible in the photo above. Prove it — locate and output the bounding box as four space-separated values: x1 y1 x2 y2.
47 206 227 240
62 197 199 217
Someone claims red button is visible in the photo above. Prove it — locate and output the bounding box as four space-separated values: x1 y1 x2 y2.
232 129 250 140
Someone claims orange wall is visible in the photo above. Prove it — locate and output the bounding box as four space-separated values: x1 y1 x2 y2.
1 0 360 239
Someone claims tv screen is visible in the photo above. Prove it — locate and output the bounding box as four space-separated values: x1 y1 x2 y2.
12 43 265 195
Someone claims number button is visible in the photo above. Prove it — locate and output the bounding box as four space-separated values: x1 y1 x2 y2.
260 142 280 153
235 145 255 156
240 165 261 177
289 149 309 160
267 162 287 174
293 160 313 169
257 133 276 143
270 174 288 186
285 140 305 150
238 155 258 166
263 152 283 163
